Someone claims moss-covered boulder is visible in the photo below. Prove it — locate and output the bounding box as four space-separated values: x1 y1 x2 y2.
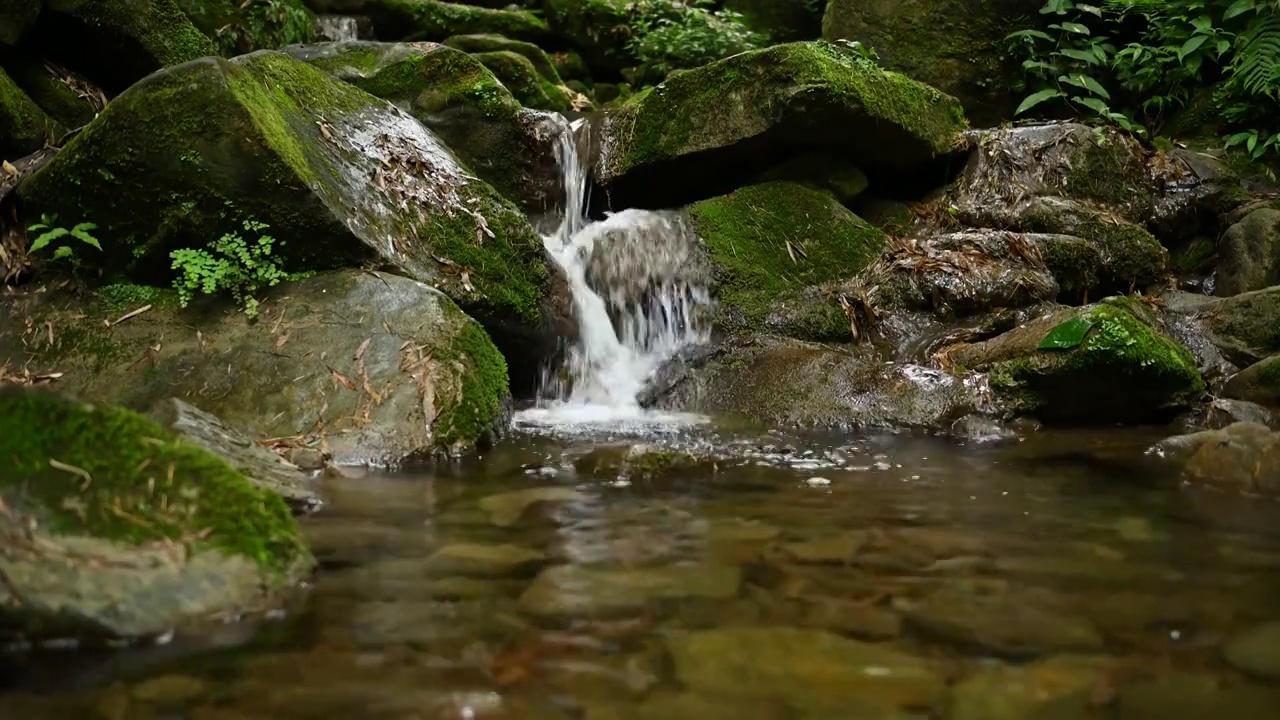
4 58 103 131
598 41 967 209
40 0 217 93
1215 208 1280 297
0 0 41 46
284 40 562 215
177 0 315 56
550 50 589 81
0 386 312 642
687 181 888 341
1223 355 1280 408
822 0 1042 125
952 298 1206 424
0 66 60 159
362 0 549 44
19 50 550 351
472 49 571 112
725 0 824 43
444 33 562 84
0 270 511 461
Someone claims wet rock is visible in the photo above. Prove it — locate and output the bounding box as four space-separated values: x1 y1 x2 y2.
1215 209 1280 296
666 626 945 713
473 50 572 112
688 181 887 341
362 0 550 44
598 41 967 209
0 387 312 643
177 0 315 56
131 675 208 704
0 67 59 158
19 51 550 346
1177 422 1280 494
148 398 318 511
519 563 741 618
799 597 903 640
946 656 1113 720
4 56 102 132
587 691 790 720
444 33 562 83
1223 355 1280 406
952 299 1205 424
285 40 562 214
1170 397 1279 433
1118 672 1280 720
823 0 1040 125
423 543 546 578
0 271 510 462
37 0 215 93
1223 621 1280 679
478 486 586 527
904 588 1104 657
1189 285 1280 366
315 14 361 42
649 337 981 432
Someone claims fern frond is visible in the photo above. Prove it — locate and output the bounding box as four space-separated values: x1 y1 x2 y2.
1234 11 1280 97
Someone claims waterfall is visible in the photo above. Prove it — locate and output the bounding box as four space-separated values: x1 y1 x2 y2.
515 117 713 428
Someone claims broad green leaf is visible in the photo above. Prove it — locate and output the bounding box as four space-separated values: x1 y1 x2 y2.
1055 48 1100 64
27 223 48 232
1215 39 1231 56
1224 132 1252 147
1059 73 1111 98
1191 16 1213 32
1023 60 1058 72
1248 134 1258 152
1007 29 1054 41
1223 0 1256 19
29 228 67 253
52 246 73 260
1016 88 1065 115
1178 34 1207 60
1078 4 1103 15
1060 22 1091 34
1072 95 1112 116
71 229 101 250
1038 315 1095 350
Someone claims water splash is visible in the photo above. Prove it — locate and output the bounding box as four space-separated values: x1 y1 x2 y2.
515 117 713 431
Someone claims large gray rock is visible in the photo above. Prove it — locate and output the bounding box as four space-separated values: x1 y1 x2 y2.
1177 422 1280 495
1164 286 1280 367
1223 355 1280 407
0 270 511 463
1215 208 1280 296
519 563 741 618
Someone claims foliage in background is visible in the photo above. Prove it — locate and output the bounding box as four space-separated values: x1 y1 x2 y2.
1007 0 1280 166
171 219 287 319
27 214 101 265
626 0 767 81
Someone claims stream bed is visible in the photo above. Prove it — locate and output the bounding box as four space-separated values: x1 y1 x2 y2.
3 423 1280 719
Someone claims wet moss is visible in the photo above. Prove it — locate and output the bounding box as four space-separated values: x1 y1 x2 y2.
366 0 549 43
605 41 966 179
688 181 886 339
0 387 307 574
1063 131 1155 211
472 50 571 112
96 283 181 313
5 59 100 130
445 34 563 85
48 0 216 67
432 317 510 451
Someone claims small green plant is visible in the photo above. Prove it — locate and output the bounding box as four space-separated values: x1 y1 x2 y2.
170 219 288 319
625 0 766 80
27 213 101 262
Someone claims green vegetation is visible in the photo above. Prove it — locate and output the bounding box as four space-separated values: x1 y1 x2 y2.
171 219 288 318
178 0 315 56
625 0 766 82
0 387 306 574
27 213 101 263
1008 0 1280 171
472 50 571 112
433 319 509 450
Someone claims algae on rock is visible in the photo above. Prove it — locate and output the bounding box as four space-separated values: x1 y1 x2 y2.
19 50 549 343
444 33 564 84
0 386 312 642
472 50 572 113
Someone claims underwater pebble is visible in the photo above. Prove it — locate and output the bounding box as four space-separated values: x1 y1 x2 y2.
806 477 831 487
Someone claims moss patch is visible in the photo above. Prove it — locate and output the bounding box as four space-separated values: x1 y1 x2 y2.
472 50 570 112
0 65 59 157
0 387 306 574
433 317 509 450
48 0 216 67
364 0 549 43
688 181 887 339
445 34 563 84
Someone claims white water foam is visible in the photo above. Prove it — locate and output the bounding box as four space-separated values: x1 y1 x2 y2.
514 116 713 432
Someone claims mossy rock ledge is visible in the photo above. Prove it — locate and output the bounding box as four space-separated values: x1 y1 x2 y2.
18 50 550 346
597 41 967 208
952 298 1206 424
0 386 313 643
362 0 550 44
0 270 512 463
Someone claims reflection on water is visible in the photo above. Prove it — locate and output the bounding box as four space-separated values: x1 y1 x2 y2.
4 426 1280 719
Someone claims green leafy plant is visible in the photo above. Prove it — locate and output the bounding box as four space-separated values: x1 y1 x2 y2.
27 213 101 262
1007 0 1280 165
625 0 766 80
170 219 288 319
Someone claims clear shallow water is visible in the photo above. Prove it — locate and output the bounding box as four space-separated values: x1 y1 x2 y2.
4 425 1280 719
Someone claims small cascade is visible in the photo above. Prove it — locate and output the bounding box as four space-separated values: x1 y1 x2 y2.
516 116 714 427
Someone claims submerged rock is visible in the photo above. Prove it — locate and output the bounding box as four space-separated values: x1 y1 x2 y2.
519 563 741 618
284 40 563 217
946 655 1113 720
0 387 311 642
905 588 1104 658
20 50 550 349
666 626 945 713
0 270 510 462
1215 208 1280 297
688 181 888 341
952 298 1205 424
1223 622 1280 679
1178 422 1280 495
478 486 585 528
423 543 546 578
598 41 967 208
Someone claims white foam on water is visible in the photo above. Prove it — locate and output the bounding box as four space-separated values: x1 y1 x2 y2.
514 116 713 432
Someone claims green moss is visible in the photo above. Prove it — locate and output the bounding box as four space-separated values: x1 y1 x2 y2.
605 41 966 179
990 299 1204 422
1064 131 1155 210
5 59 100 130
96 283 181 313
445 34 563 85
432 316 509 449
472 50 571 112
1024 212 1168 297
1255 355 1280 389
48 0 216 66
1171 236 1216 274
177 0 315 56
688 181 887 338
0 387 306 574
0 65 58 157
366 0 549 43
